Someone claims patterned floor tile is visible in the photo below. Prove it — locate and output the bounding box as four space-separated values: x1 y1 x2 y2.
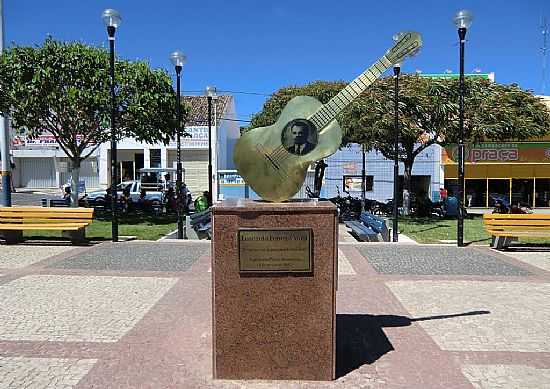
386 281 550 352
0 275 177 342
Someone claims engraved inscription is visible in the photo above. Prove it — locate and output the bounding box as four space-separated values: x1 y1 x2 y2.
239 229 312 273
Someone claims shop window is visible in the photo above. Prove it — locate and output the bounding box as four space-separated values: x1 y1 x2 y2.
465 179 486 207
535 178 550 207
444 179 459 198
511 178 533 207
343 175 373 192
488 179 510 207
150 149 161 168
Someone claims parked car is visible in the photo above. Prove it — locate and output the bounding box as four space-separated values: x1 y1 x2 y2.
83 168 185 211
84 181 163 208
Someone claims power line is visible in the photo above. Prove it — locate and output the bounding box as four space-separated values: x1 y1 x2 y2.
182 90 272 97
219 117 252 123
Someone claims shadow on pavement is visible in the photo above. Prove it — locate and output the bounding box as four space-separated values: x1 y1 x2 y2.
1 236 105 247
336 310 490 378
503 244 550 251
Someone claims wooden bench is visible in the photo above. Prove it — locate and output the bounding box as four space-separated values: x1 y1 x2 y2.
483 213 550 249
0 206 94 244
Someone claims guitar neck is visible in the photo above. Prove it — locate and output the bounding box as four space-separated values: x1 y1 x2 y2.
309 55 393 131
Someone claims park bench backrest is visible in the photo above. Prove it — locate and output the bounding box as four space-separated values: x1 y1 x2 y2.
360 212 386 232
0 207 94 225
483 213 550 231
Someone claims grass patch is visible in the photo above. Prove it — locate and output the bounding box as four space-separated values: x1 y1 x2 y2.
396 215 491 244
23 212 178 241
396 215 550 245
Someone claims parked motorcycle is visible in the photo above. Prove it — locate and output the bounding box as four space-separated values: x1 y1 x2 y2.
307 185 362 222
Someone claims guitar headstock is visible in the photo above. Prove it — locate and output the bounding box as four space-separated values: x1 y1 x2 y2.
386 31 422 65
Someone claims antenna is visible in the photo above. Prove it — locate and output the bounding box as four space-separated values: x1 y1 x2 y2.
542 16 548 94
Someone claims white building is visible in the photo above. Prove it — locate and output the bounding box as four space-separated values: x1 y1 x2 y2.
8 95 239 200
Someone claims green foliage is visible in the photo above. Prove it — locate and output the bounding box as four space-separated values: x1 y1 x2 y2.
252 75 550 157
0 38 189 163
250 75 550 191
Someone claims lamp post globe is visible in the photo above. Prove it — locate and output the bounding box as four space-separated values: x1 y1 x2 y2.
171 49 187 239
170 50 186 68
453 9 474 29
206 85 217 98
453 9 473 247
102 8 122 242
102 8 122 31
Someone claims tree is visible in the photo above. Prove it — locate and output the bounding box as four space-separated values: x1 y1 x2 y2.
250 76 550 195
0 38 188 206
347 75 550 193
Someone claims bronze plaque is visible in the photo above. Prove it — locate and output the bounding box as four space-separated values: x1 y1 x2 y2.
238 228 312 273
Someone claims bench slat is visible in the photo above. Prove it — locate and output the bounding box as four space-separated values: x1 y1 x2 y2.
484 219 550 226
487 230 550 237
487 225 550 231
1 217 92 222
0 210 92 216
483 214 550 220
0 224 87 230
0 207 94 215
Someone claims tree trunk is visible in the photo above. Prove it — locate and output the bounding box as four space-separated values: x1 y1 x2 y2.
402 158 414 215
403 159 413 195
69 158 80 208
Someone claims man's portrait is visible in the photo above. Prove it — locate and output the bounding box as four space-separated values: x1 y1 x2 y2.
283 119 317 156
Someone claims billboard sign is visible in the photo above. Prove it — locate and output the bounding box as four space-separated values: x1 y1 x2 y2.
168 126 209 149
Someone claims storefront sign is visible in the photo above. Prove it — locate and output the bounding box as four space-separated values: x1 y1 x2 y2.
444 143 550 164
12 133 88 148
219 172 245 185
168 126 209 149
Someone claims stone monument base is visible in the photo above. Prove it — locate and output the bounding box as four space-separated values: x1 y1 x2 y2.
211 199 337 381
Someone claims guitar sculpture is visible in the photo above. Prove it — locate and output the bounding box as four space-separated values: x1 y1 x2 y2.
234 32 422 202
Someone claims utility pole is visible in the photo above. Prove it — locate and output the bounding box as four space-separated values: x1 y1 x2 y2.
0 0 11 207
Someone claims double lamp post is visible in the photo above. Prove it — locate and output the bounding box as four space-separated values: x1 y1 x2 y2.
102 8 217 241
390 12 471 246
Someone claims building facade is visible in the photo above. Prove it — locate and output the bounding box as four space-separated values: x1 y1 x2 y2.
7 95 239 200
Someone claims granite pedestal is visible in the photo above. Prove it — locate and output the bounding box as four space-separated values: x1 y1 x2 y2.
212 199 337 381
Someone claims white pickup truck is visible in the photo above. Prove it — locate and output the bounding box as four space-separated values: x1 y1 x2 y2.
84 167 182 208
84 180 165 207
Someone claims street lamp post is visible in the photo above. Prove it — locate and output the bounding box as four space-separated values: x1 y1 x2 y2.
392 63 400 242
361 144 366 211
0 0 11 207
102 8 122 242
170 50 187 239
206 86 216 203
392 32 403 243
453 9 473 247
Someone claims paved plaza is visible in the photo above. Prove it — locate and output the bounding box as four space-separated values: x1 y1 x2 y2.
0 241 549 388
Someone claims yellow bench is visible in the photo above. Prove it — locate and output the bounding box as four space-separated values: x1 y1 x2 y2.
483 213 550 249
0 206 94 244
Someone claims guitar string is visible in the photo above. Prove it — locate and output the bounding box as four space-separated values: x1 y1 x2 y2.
256 144 288 180
312 59 387 129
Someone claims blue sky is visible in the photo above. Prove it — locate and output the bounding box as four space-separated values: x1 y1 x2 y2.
5 0 550 123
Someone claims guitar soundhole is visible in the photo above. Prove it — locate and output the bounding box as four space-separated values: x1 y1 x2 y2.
281 119 318 156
